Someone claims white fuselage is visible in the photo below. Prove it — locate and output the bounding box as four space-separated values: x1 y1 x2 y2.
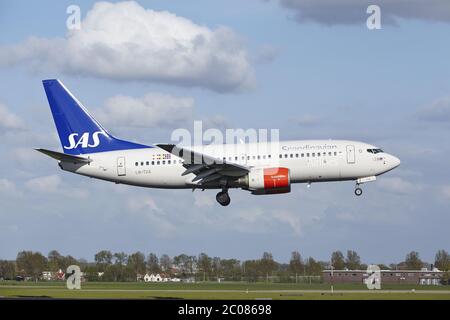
59 140 400 190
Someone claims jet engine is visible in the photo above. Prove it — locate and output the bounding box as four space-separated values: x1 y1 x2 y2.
237 167 291 195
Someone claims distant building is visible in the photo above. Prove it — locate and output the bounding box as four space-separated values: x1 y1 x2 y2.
322 268 444 285
41 271 53 281
144 273 162 282
143 273 181 282
55 269 65 280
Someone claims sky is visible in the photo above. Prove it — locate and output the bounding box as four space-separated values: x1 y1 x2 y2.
0 0 449 264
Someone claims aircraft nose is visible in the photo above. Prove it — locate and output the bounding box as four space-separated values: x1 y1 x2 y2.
390 155 401 169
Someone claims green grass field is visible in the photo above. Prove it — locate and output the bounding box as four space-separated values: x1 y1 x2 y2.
1 281 450 300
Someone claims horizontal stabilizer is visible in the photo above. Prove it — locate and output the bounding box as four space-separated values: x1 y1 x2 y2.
36 148 92 163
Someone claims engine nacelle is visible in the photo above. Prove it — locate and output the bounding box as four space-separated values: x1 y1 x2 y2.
241 167 291 195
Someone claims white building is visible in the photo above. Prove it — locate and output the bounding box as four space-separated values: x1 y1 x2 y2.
144 273 162 282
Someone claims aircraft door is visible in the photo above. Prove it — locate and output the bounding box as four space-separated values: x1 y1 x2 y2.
117 157 126 176
346 145 355 164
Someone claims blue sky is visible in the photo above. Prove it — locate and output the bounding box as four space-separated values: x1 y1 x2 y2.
0 0 449 264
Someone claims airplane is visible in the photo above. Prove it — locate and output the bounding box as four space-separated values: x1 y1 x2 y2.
37 79 400 206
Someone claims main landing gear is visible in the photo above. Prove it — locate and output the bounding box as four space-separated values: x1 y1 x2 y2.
354 183 363 196
216 189 231 206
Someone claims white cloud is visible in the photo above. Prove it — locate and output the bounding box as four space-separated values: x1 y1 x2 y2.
96 92 194 128
418 97 450 122
272 210 302 235
0 103 25 131
0 1 254 92
128 196 177 237
193 192 215 208
254 44 280 64
0 179 16 193
441 185 450 200
25 175 62 193
292 114 321 126
24 175 88 199
377 177 423 195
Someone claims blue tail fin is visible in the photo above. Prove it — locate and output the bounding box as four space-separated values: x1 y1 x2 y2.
43 79 150 155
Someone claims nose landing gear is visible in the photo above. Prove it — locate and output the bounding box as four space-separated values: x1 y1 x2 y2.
216 189 231 206
353 176 376 196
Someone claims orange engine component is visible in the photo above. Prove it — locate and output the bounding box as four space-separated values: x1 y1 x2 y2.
262 167 291 194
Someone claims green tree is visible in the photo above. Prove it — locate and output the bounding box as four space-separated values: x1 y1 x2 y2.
63 255 79 270
197 253 212 281
160 254 172 272
16 251 47 281
0 260 16 280
405 251 423 270
243 260 260 282
345 250 361 270
434 250 450 271
331 251 345 270
113 252 128 266
289 251 304 282
147 253 160 273
221 259 241 281
304 257 323 276
211 257 222 279
47 250 63 271
260 252 277 283
128 251 146 278
94 250 113 272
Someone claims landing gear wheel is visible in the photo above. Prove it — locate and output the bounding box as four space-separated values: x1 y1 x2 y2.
216 191 231 206
354 187 363 196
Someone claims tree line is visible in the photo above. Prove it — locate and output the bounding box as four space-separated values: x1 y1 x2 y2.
0 249 449 283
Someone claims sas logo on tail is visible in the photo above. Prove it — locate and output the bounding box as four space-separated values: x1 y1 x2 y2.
64 131 107 150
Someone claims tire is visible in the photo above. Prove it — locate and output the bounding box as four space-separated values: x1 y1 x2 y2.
354 187 363 196
216 191 231 206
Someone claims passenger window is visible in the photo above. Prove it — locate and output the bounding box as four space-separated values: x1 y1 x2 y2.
162 160 165 165
146 161 149 165
307 153 310 157
312 153 315 157
284 154 288 158
268 155 271 159
334 152 337 156
290 154 293 158
135 162 138 166
168 160 171 164
141 162 144 166
295 154 299 158
235 156 238 161
263 155 266 159
157 161 160 165
279 154 282 159
301 153 304 157
257 155 261 160
247 156 250 160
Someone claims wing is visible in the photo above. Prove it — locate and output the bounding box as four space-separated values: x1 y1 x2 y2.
156 144 249 186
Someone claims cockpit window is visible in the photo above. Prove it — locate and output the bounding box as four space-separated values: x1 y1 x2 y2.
367 148 383 154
